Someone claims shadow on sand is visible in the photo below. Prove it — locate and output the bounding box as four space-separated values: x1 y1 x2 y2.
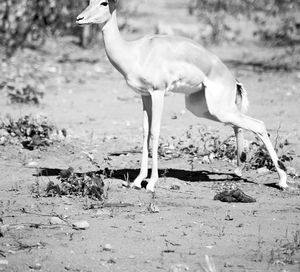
35 167 250 183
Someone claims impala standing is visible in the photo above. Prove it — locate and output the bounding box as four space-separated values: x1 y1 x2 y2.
76 0 288 192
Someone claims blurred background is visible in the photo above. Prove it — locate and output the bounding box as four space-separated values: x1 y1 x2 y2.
0 0 299 56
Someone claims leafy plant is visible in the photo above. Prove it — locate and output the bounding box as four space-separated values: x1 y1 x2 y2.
46 171 107 201
158 125 296 174
3 81 44 105
0 114 58 149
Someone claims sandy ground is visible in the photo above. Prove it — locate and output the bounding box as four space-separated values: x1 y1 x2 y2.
0 1 300 271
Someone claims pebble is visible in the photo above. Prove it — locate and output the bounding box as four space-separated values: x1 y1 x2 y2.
225 214 234 221
169 264 189 272
103 243 113 251
29 263 42 270
202 155 210 164
0 260 8 266
49 217 65 225
257 167 270 174
0 225 9 236
287 166 298 177
26 161 39 168
170 185 180 190
72 221 90 230
148 203 160 213
0 136 7 145
0 129 9 137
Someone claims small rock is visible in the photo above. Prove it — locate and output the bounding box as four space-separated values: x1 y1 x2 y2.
61 128 67 137
0 225 9 236
0 137 6 145
169 263 189 272
0 129 8 137
0 260 8 266
148 203 160 213
202 155 210 164
170 185 180 190
49 217 65 225
26 161 39 168
257 167 270 174
107 258 117 264
72 221 90 230
224 262 234 268
287 166 298 178
225 214 234 221
103 243 113 251
29 263 42 270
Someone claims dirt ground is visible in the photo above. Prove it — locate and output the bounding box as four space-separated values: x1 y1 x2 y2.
1 1 300 271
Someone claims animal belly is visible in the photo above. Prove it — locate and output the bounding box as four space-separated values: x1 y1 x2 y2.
167 81 203 95
185 89 211 118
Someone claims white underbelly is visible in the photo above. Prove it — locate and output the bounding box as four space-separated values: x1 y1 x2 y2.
126 77 204 96
167 81 204 95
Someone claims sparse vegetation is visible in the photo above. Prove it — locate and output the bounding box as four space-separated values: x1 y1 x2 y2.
269 230 300 266
2 81 44 105
0 115 59 149
45 171 107 201
188 0 300 45
159 125 296 176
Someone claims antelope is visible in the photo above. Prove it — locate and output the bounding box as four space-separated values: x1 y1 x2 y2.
76 0 288 192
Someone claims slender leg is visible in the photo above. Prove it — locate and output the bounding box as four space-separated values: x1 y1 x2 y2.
205 84 287 188
220 112 287 188
146 90 165 192
132 95 152 188
233 126 245 177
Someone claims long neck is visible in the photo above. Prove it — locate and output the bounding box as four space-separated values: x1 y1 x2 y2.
102 11 130 76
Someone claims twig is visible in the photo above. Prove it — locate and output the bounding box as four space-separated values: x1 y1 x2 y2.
20 208 73 227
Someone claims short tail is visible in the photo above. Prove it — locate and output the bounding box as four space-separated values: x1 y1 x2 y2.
236 80 249 113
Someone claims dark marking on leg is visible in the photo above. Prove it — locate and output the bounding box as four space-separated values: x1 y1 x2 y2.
240 152 247 163
278 160 287 171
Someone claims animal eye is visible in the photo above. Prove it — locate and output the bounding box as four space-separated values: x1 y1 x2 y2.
101 2 108 6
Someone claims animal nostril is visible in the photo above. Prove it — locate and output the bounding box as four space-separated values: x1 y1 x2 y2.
76 16 84 21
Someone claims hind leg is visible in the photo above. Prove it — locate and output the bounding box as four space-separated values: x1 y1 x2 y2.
205 84 287 188
233 126 246 177
218 112 287 188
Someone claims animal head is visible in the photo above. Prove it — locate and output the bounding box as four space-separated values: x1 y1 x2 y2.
76 0 118 25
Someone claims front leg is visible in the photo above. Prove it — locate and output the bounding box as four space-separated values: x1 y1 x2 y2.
132 95 152 189
146 90 165 192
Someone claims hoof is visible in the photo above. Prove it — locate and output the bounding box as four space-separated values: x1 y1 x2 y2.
278 183 289 191
130 182 142 190
234 167 243 178
146 184 155 193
